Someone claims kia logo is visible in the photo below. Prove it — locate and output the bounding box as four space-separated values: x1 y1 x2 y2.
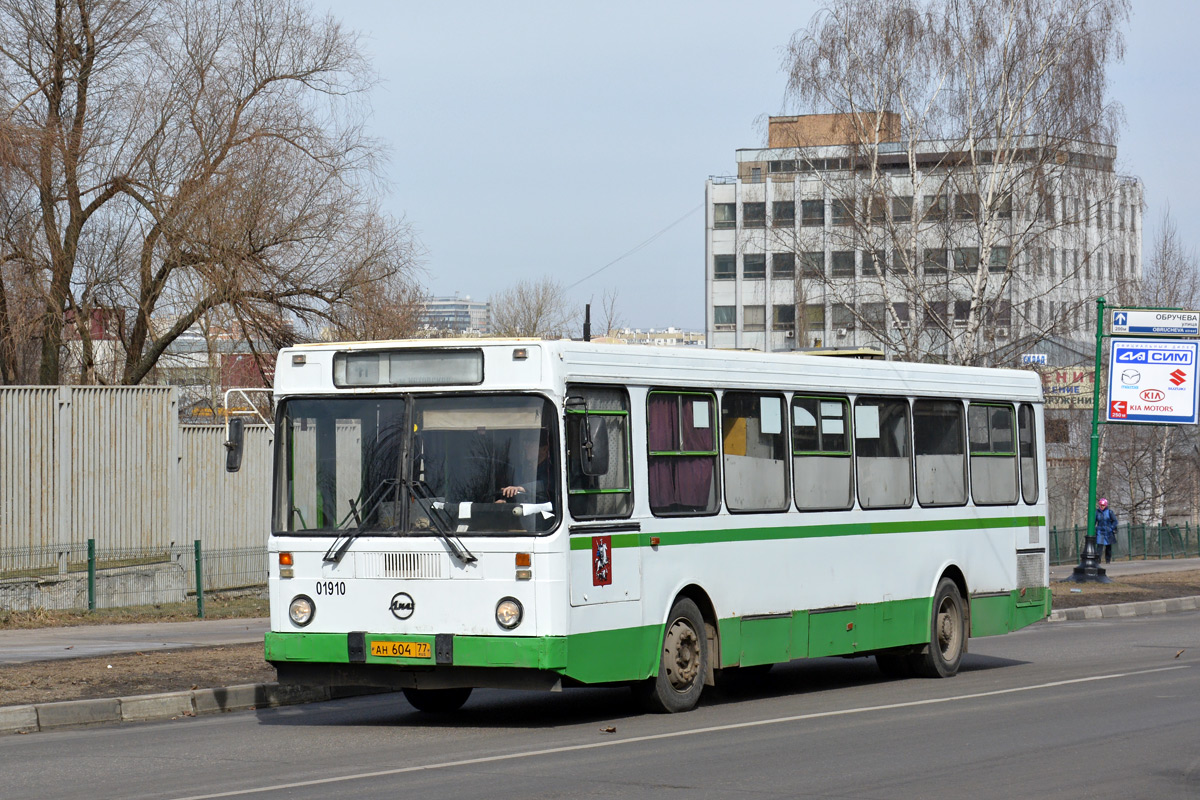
389 591 415 620
1140 389 1165 402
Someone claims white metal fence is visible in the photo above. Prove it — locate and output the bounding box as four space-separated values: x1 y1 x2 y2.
0 386 271 599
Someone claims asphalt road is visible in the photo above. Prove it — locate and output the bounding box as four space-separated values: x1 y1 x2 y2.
2 612 1197 800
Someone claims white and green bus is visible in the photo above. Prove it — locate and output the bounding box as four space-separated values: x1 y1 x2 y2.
247 339 1049 713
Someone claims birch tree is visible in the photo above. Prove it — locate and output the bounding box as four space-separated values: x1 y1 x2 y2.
780 0 1132 365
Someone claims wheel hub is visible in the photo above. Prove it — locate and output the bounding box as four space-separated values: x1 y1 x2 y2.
664 618 701 690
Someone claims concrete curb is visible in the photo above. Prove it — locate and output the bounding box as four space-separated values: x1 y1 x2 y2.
0 683 387 736
1047 594 1200 622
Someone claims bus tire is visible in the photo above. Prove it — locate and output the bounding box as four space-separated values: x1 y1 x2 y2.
634 597 707 713
402 687 472 713
910 577 966 678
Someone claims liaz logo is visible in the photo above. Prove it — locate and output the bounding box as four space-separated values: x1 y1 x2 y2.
1140 389 1166 402
389 591 415 620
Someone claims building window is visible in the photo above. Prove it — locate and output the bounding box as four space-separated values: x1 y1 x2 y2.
773 304 795 330
862 302 887 333
750 167 763 183
803 303 825 333
714 254 735 280
801 199 824 227
988 246 1009 273
771 252 795 278
772 201 795 227
743 305 765 331
799 251 824 278
955 193 980 220
714 203 735 229
923 194 947 222
831 303 855 331
721 392 789 513
768 159 797 173
892 195 913 223
953 247 979 273
831 198 853 226
923 247 948 274
924 300 948 329
743 202 766 228
743 254 766 280
861 249 886 276
831 251 855 278
713 305 735 331
995 194 1012 220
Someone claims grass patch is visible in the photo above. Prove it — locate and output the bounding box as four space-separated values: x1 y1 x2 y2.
0 593 268 629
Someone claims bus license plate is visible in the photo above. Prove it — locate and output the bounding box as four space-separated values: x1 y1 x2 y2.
370 641 431 659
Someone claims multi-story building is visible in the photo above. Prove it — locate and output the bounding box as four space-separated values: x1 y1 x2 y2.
594 327 706 347
420 295 492 336
705 114 1142 364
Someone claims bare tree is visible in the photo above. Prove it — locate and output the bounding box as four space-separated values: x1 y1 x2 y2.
779 0 1133 365
491 276 576 338
598 286 623 337
0 0 420 385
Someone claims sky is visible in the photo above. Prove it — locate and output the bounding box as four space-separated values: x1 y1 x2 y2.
317 1 1198 331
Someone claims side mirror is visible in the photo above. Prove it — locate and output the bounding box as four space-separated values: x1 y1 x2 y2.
580 417 610 476
225 417 245 473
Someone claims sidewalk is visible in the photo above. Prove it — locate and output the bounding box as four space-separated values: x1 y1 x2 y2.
0 617 268 665
1048 555 1200 581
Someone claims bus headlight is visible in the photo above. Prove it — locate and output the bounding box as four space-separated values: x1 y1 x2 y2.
495 597 523 630
289 595 315 627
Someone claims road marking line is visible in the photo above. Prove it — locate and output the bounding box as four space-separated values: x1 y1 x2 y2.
170 665 1189 800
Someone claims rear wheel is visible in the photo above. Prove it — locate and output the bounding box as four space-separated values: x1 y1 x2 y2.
910 578 966 678
633 597 707 713
402 687 472 713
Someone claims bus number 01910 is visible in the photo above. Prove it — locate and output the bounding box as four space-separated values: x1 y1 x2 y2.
315 580 346 596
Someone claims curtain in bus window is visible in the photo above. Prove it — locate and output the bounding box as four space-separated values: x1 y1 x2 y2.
1018 404 1039 504
648 393 719 515
969 404 1019 505
722 392 788 512
855 398 913 509
913 400 967 506
791 396 852 510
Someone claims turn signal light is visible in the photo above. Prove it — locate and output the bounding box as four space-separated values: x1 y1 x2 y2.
515 553 531 567
279 552 294 566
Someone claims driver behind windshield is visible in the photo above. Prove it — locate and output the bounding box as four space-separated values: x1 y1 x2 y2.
499 431 551 504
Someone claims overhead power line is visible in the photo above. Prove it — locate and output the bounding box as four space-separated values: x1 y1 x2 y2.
565 204 704 290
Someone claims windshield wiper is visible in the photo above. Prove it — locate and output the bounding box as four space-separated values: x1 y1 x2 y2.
323 479 398 564
407 479 477 565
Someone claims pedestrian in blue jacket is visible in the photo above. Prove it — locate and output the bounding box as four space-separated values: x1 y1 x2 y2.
1095 497 1118 564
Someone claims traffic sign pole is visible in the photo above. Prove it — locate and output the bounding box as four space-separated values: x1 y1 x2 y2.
1068 296 1110 583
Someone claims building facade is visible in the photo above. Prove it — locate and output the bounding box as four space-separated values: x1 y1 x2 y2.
705 115 1143 364
420 295 492 336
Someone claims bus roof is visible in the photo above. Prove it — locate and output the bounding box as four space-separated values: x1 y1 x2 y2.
274 339 1043 403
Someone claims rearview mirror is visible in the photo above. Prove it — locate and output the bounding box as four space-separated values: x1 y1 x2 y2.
225 417 245 473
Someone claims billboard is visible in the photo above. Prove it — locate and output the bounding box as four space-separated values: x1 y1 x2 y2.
1106 338 1200 424
1038 367 1094 409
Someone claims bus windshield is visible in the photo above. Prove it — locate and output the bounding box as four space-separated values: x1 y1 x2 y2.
274 394 559 536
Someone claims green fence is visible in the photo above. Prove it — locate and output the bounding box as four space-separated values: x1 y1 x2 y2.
0 540 267 615
1049 522 1200 566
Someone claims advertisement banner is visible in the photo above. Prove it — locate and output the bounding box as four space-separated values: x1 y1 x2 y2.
1037 367 1094 409
1106 338 1200 424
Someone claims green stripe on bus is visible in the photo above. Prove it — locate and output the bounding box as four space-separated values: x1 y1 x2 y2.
265 589 1046 685
568 515 1046 550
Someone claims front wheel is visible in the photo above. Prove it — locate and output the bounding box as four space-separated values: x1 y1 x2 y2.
633 597 707 713
909 577 966 678
402 687 472 713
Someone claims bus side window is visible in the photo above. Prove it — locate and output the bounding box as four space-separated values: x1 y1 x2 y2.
1018 403 1039 504
791 396 853 510
854 397 913 509
647 391 720 516
721 392 789 513
913 399 967 507
566 385 633 520
968 403 1019 505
